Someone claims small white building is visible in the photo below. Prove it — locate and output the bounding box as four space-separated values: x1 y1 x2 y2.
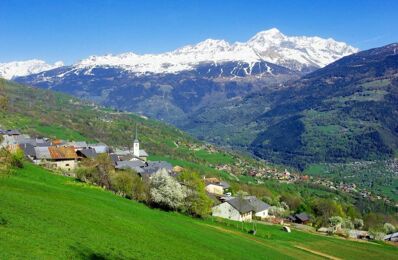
212 198 254 222
245 196 270 219
205 184 224 195
204 177 230 195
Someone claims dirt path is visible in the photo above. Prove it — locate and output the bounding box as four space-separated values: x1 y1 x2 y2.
294 245 342 260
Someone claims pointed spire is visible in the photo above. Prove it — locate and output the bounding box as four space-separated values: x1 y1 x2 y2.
134 124 139 143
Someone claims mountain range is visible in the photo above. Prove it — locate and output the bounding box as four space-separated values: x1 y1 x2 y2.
182 43 398 168
7 29 357 123
5 29 395 169
1 28 357 79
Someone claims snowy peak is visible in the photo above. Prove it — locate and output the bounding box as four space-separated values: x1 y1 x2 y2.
0 59 63 80
76 28 358 74
248 28 287 44
5 28 359 78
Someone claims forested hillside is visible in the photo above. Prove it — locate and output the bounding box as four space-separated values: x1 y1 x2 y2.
182 43 398 169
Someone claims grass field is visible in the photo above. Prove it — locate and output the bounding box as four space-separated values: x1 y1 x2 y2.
0 164 397 259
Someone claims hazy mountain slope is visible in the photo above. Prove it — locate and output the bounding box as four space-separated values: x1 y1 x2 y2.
182 43 398 169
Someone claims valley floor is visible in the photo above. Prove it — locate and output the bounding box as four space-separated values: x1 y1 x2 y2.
0 164 397 259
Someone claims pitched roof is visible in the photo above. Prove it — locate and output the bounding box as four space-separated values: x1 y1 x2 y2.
19 143 36 157
245 196 270 213
226 198 255 214
48 146 78 159
5 130 20 135
77 148 97 158
115 161 145 173
295 213 310 222
34 147 52 159
89 144 109 153
139 149 148 157
384 232 398 241
67 141 88 148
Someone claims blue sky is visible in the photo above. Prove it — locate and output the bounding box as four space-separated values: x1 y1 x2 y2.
1 0 397 64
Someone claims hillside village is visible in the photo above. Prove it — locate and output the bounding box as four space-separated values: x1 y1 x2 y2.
1 127 397 243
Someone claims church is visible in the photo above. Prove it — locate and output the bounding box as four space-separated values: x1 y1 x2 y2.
132 127 148 162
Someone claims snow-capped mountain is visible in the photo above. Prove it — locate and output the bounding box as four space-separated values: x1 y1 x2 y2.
12 28 359 125
3 28 357 80
76 28 358 74
0 59 63 80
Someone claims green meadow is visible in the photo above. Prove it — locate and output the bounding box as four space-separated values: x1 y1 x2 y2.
0 164 397 259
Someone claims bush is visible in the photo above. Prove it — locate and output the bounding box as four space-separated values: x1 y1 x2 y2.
0 148 24 175
369 230 386 241
353 218 364 230
110 170 134 197
178 170 213 217
150 169 187 210
329 216 343 227
342 219 354 229
76 154 113 189
383 223 396 234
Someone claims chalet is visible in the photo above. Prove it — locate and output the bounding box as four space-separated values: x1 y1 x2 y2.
288 213 310 224
212 197 254 222
204 177 230 195
245 196 270 219
34 146 79 171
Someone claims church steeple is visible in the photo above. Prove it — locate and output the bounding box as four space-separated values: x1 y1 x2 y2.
133 124 140 157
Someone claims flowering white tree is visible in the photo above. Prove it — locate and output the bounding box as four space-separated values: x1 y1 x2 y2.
150 169 187 210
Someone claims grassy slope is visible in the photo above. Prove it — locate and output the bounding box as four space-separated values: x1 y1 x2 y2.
0 164 397 259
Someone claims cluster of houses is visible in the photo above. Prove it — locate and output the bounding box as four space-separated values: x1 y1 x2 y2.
0 128 173 178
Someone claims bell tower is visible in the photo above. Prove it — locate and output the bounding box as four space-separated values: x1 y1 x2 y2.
133 125 140 157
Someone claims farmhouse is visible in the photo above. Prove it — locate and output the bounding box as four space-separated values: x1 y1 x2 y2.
212 197 254 222
34 146 80 171
245 196 270 219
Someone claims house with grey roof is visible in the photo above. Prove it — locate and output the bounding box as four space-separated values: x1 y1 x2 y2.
245 196 270 219
115 160 146 173
212 197 255 222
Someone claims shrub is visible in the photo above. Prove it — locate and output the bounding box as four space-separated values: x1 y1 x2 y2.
178 170 213 217
369 230 386 241
383 223 396 234
329 216 343 227
342 219 354 229
131 174 150 202
353 218 364 230
76 154 113 189
110 170 134 197
150 169 187 210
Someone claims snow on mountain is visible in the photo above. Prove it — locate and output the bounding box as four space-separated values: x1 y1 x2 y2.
0 60 64 80
76 28 358 74
4 28 358 79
